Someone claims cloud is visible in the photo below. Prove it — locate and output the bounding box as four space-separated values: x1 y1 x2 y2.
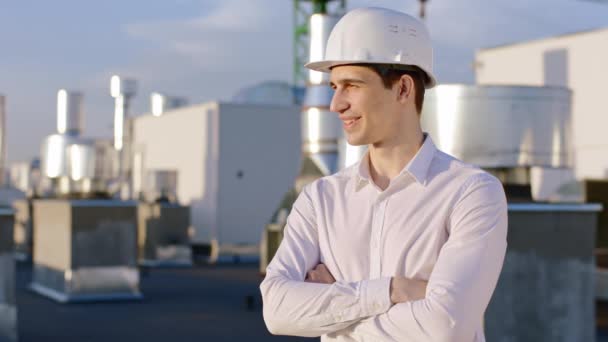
82 0 295 120
123 0 293 73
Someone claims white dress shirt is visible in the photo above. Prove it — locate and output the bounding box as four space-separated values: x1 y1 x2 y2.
260 134 508 342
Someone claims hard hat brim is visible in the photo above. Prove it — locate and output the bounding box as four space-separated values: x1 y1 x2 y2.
305 60 437 89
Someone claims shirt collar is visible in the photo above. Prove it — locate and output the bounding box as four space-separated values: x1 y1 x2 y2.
354 133 437 191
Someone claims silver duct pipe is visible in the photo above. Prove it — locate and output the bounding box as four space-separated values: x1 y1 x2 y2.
40 89 112 197
308 13 335 86
421 84 573 201
301 13 341 176
110 75 137 151
421 85 572 169
56 90 83 136
335 85 573 172
110 75 137 199
40 134 97 196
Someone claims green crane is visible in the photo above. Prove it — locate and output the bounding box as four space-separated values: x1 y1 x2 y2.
293 0 346 87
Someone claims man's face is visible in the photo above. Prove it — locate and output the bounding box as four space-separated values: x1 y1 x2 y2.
329 65 403 146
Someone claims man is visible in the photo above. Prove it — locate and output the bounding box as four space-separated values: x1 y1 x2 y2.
260 7 507 342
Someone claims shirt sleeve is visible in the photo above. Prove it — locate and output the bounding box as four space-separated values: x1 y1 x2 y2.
260 183 393 338
350 172 508 341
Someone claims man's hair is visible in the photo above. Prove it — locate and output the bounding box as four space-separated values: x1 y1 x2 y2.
364 64 426 114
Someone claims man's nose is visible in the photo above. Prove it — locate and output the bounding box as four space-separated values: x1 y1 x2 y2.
329 89 348 114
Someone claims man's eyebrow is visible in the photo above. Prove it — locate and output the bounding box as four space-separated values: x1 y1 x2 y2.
330 78 366 87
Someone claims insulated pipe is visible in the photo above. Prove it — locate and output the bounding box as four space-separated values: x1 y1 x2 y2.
110 75 137 151
301 13 342 175
110 75 137 198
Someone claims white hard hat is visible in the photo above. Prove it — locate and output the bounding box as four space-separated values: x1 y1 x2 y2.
305 7 436 89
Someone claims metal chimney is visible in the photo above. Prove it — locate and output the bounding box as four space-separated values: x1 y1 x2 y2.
110 75 137 151
301 12 341 175
56 90 83 136
110 75 137 199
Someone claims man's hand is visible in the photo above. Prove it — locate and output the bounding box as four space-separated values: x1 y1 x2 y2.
390 277 428 304
305 263 336 284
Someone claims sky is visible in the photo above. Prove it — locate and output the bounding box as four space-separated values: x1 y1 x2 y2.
1 0 607 163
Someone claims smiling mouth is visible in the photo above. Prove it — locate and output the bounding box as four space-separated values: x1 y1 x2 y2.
342 117 361 129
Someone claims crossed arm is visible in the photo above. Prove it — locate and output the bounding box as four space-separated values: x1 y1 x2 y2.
306 263 428 306
260 174 508 341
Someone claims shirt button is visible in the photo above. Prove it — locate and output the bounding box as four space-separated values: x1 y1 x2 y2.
374 303 381 310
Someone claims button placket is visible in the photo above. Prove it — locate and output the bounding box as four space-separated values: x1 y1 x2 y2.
369 195 381 278
375 197 388 275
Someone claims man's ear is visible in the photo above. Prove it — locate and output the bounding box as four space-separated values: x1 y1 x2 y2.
397 74 414 104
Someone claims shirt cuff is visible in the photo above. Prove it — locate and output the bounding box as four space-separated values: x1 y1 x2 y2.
360 276 392 317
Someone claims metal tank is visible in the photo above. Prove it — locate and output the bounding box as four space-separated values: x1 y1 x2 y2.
40 134 98 197
66 142 96 182
421 85 572 169
40 90 117 198
40 90 93 197
41 133 74 179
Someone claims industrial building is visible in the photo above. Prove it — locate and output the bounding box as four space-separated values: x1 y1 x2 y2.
131 101 300 258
